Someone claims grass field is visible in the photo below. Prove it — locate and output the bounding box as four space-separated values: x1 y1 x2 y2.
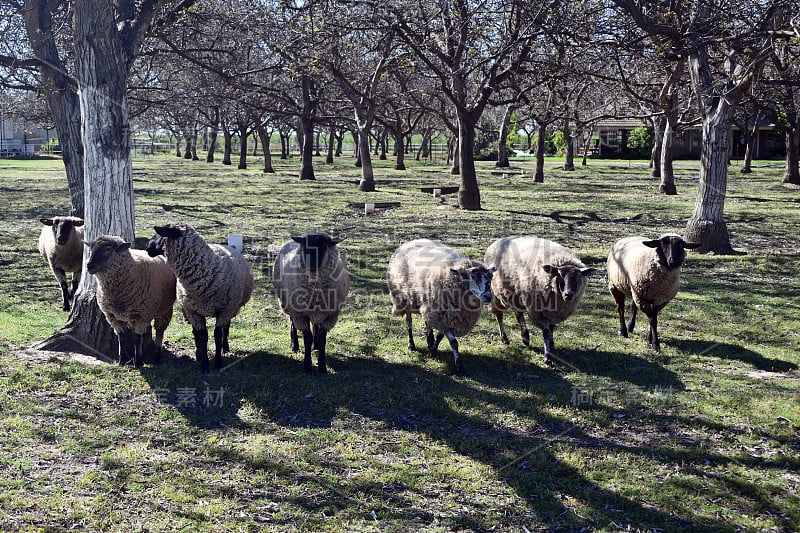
0 153 798 532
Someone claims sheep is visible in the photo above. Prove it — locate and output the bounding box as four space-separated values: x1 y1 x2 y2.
272 232 349 374
484 236 595 365
607 234 700 351
38 216 84 311
85 235 177 367
387 239 495 374
150 223 254 372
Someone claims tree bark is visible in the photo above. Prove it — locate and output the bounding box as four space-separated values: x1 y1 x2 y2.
299 75 317 180
562 118 575 171
650 116 664 178
394 130 406 170
534 122 546 183
325 125 335 164
456 114 481 210
237 123 248 170
256 123 275 173
183 135 193 159
206 129 217 162
783 114 800 184
496 104 512 168
222 129 232 165
37 0 137 357
659 117 677 195
355 115 375 191
22 0 85 218
684 107 735 253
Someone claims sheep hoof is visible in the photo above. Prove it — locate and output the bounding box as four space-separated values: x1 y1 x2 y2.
318 365 328 374
407 341 416 351
521 337 530 347
618 329 628 338
500 335 510 345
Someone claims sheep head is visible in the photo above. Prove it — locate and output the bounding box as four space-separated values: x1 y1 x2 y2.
41 216 84 245
451 266 496 305
642 234 701 270
542 264 596 302
291 232 343 272
85 235 131 274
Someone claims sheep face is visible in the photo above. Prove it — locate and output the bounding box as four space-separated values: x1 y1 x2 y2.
85 236 131 275
145 234 165 257
291 232 343 273
542 264 596 302
41 216 84 245
642 235 701 270
452 266 496 305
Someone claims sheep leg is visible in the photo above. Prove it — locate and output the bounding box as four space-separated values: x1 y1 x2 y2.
193 328 210 373
213 325 225 369
627 301 638 333
515 312 530 346
644 306 662 352
405 312 416 350
433 331 445 352
133 332 144 368
444 332 464 374
425 324 436 357
290 324 300 353
492 309 509 344
301 328 314 374
541 325 555 365
314 326 328 374
610 287 628 337
222 324 230 353
70 269 82 298
53 267 70 311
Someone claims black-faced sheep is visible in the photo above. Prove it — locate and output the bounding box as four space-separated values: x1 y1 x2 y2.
607 234 700 351
85 235 177 367
38 216 84 311
272 232 350 374
484 236 595 365
387 239 495 374
150 223 254 372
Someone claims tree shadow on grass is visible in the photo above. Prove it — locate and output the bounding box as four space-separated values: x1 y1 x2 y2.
670 339 798 372
135 348 776 531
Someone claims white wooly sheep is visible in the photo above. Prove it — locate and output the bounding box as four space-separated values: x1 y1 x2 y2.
484 236 595 365
85 235 177 367
151 223 254 372
38 216 84 311
387 239 495 374
273 232 349 374
607 233 700 351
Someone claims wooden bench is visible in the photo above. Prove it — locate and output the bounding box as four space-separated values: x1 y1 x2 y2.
419 186 460 195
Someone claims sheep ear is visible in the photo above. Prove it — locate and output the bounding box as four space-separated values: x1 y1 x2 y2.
330 236 344 245
581 267 596 277
542 264 559 276
83 240 92 248
683 240 702 249
642 239 660 248
116 242 132 251
291 235 305 244
40 218 54 226
74 219 85 227
488 266 496 274
154 225 184 238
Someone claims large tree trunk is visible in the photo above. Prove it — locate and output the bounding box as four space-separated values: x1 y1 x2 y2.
325 125 335 164
684 108 735 253
783 115 800 185
534 122 546 183
183 135 193 160
299 75 317 180
659 117 677 195
356 117 375 191
394 129 406 170
237 123 248 170
222 129 233 165
563 118 575 171
456 115 481 210
256 124 275 173
650 116 664 179
496 104 512 168
37 0 136 357
206 129 217 163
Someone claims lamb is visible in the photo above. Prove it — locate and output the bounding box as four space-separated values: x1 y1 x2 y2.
484 236 595 365
38 216 84 311
150 223 254 372
387 239 495 374
606 233 700 351
85 235 177 367
272 232 350 374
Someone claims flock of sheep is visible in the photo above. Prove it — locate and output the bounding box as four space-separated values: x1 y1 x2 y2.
38 215 699 373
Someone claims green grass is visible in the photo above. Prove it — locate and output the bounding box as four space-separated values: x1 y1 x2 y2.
0 153 798 531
